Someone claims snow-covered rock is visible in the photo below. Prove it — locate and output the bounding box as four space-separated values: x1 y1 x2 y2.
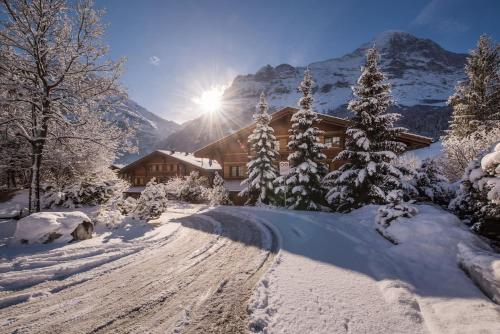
14 211 93 244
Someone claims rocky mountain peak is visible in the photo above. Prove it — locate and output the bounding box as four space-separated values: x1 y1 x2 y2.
163 31 468 151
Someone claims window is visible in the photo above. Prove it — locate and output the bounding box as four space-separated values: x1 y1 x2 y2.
275 140 280 151
230 166 243 177
324 136 341 148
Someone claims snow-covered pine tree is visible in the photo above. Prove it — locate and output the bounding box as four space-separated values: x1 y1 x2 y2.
446 34 500 139
323 47 410 212
283 69 328 210
239 92 279 205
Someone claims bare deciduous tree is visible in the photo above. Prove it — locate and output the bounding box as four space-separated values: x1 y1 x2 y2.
0 0 128 212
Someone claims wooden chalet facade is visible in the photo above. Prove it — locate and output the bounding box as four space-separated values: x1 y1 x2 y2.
118 150 222 188
193 107 432 196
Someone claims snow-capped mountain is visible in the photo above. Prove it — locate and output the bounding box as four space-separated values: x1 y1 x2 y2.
112 98 180 163
163 31 467 151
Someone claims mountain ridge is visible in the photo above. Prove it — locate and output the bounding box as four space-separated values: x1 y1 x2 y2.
161 31 467 152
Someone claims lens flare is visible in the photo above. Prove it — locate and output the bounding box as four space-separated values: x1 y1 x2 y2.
193 85 226 113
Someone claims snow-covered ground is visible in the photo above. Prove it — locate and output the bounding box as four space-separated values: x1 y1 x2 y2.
221 205 500 334
1 194 499 333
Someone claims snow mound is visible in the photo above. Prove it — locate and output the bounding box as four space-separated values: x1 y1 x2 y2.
14 211 92 244
458 242 500 304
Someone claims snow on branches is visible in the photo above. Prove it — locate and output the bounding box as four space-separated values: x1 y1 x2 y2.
446 35 500 140
443 35 500 181
281 69 327 210
0 0 131 212
411 158 454 205
450 142 500 241
376 190 418 244
134 178 168 220
240 92 279 205
209 172 231 205
324 47 411 212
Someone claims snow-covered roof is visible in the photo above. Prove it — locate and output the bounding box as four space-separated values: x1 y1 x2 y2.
156 150 222 170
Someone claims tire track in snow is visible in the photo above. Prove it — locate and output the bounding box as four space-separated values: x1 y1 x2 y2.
0 209 277 333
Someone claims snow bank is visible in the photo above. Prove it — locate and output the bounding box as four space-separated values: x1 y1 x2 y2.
458 242 500 303
14 211 92 244
219 205 500 334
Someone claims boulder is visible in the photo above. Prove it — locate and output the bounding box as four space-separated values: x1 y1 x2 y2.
14 211 93 244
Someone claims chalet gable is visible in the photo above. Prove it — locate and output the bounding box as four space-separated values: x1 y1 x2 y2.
194 107 433 158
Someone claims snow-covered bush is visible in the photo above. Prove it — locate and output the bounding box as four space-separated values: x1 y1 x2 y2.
134 178 169 220
450 142 500 241
14 211 93 244
175 171 210 203
442 129 500 181
411 158 454 205
376 191 419 228
208 172 231 205
93 209 125 229
41 172 128 209
116 196 137 215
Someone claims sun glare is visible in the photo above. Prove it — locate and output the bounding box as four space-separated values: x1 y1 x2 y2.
193 85 225 113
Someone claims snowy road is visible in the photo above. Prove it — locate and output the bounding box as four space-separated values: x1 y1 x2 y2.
1 204 499 334
0 209 277 333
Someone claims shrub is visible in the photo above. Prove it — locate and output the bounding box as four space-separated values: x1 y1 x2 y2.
41 174 128 209
411 158 454 205
207 172 231 205
450 142 500 241
376 190 419 228
134 178 168 220
165 171 209 203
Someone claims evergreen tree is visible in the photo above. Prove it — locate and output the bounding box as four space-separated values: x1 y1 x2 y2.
240 92 279 205
324 48 410 212
446 34 500 139
283 69 328 210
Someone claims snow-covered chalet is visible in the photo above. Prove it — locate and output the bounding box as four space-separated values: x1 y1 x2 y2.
194 107 432 201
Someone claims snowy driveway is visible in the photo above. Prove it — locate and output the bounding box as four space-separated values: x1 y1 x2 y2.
227 205 500 334
0 208 276 333
1 204 499 334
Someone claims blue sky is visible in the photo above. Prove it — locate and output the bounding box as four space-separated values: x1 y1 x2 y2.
98 0 500 123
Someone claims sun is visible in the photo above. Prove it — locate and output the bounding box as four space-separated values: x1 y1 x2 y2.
193 85 225 113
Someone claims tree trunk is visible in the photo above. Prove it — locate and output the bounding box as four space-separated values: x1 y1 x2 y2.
29 141 43 213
